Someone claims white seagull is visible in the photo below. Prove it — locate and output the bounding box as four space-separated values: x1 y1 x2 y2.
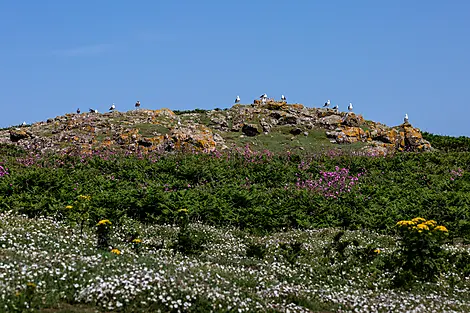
281 95 286 101
109 103 116 111
135 100 141 108
235 96 240 103
332 105 339 111
348 102 353 112
404 113 409 124
323 100 330 108
21 121 27 126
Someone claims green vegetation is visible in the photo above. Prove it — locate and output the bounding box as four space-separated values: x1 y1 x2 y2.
0 131 469 312
423 132 470 152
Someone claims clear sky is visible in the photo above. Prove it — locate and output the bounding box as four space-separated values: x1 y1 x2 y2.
1 1 469 136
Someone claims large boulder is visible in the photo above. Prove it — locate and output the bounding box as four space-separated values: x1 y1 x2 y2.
320 115 343 127
168 124 217 152
9 129 30 142
242 124 261 137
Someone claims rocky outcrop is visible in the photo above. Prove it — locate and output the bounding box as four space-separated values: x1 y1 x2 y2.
9 129 31 142
0 101 432 155
242 124 261 137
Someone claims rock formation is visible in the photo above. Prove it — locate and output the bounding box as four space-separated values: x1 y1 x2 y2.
0 101 432 155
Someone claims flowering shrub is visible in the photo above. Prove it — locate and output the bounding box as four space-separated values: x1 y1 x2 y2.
65 195 92 234
0 165 8 177
96 219 112 249
296 166 363 198
450 168 464 181
394 217 449 284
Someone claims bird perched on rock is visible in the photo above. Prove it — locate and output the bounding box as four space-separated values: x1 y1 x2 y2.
89 108 98 113
235 96 240 103
260 94 268 104
323 100 330 108
332 105 339 111
404 113 409 124
21 121 27 126
109 103 115 111
348 102 353 112
76 108 81 114
281 95 286 101
135 100 141 108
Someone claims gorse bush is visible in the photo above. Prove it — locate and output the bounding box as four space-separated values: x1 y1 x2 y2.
392 217 449 286
96 219 112 249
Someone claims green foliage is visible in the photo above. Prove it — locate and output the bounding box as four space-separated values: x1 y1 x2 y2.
171 209 206 255
423 132 470 152
245 241 267 259
391 218 449 286
96 219 112 249
279 242 303 265
0 148 469 240
324 231 360 264
173 108 209 115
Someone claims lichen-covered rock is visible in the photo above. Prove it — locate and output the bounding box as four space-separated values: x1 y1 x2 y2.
9 129 30 142
277 114 299 125
242 124 261 137
342 113 365 127
320 115 343 127
169 124 216 152
0 102 433 155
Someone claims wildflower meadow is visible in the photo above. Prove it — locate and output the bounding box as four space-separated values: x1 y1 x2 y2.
0 140 470 312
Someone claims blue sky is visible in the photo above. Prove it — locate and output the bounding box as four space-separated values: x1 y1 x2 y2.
1 1 469 136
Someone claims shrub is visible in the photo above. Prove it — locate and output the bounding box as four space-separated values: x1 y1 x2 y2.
393 217 449 285
96 219 112 249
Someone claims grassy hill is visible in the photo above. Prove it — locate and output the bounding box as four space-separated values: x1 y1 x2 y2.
0 104 470 312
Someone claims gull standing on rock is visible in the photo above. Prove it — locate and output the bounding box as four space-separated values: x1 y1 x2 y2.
404 113 409 124
260 93 268 104
281 95 286 101
332 104 339 111
135 100 141 108
348 102 353 112
235 96 240 103
109 103 116 111
323 100 330 108
76 108 80 114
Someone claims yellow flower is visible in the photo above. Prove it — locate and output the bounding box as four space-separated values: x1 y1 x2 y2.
110 248 121 255
78 195 91 201
374 249 381 254
411 217 426 223
416 223 430 231
132 238 142 244
177 208 189 214
26 282 37 288
96 219 112 226
434 225 448 232
396 220 414 227
424 220 437 227
65 205 73 209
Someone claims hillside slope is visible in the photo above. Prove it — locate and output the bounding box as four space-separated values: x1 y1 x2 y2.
0 100 432 155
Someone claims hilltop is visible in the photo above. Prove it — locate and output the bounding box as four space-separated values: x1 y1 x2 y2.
0 100 432 156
